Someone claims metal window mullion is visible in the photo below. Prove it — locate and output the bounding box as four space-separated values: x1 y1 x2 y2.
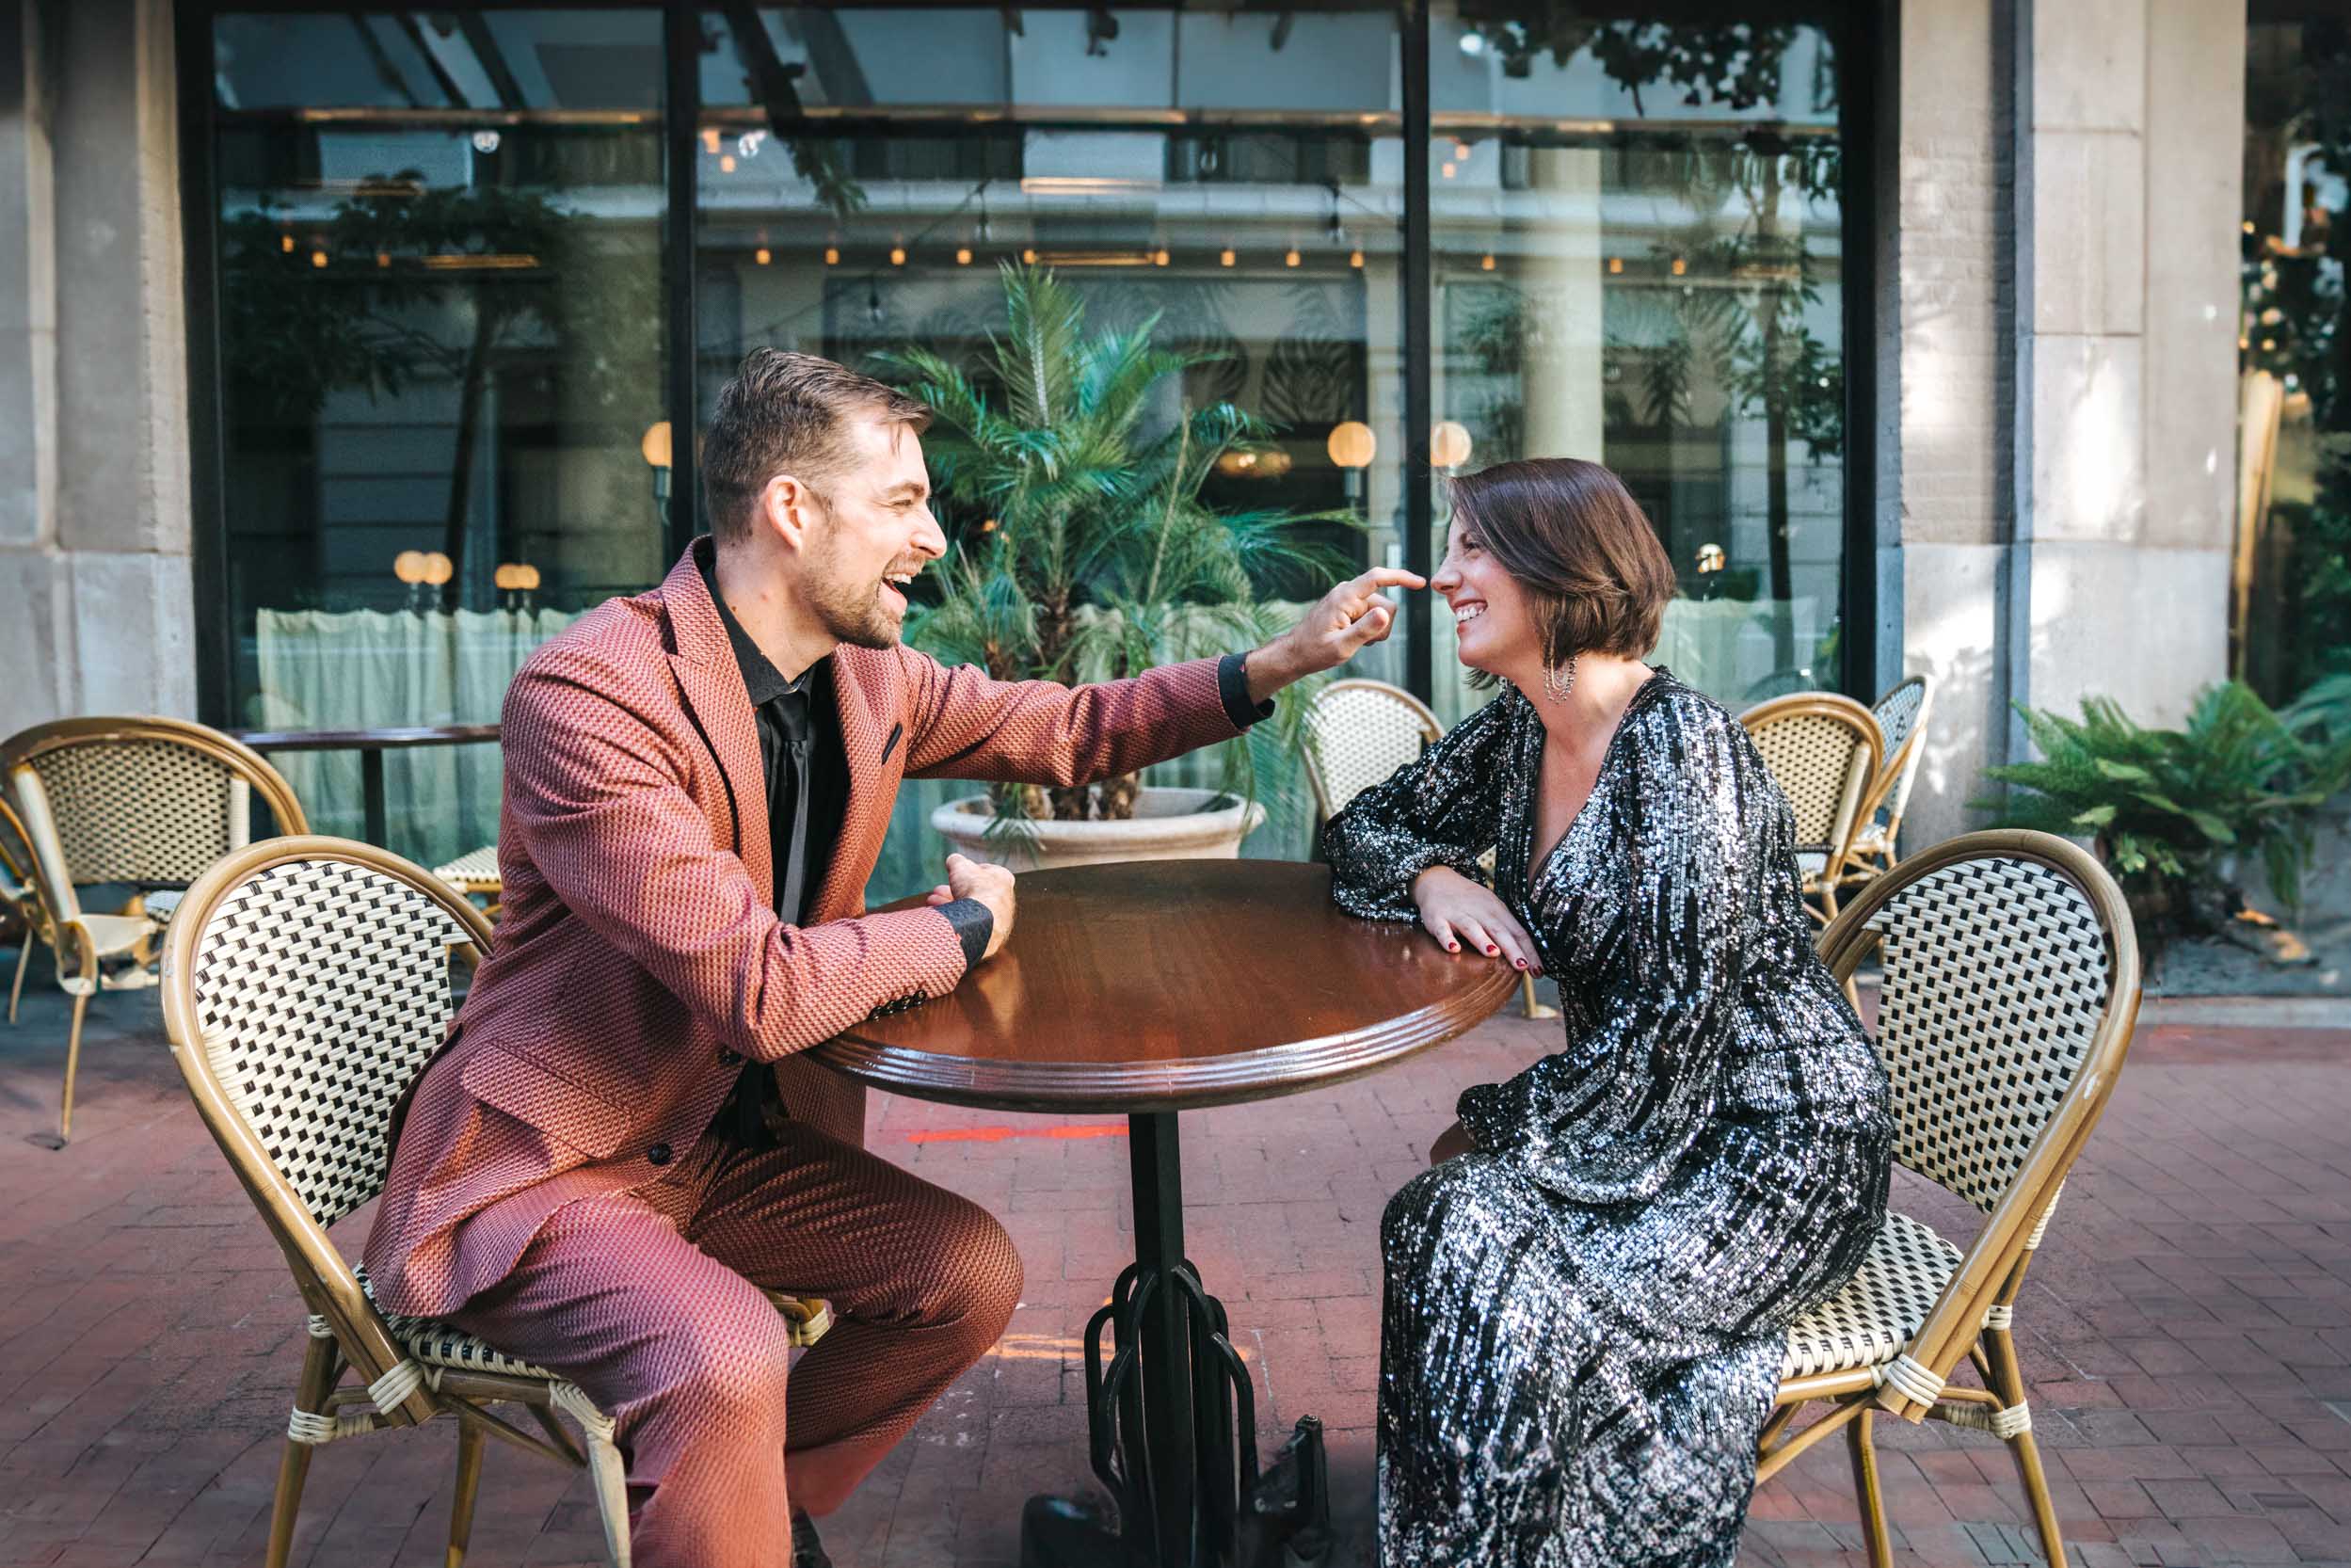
1401 0 1433 705
664 0 700 555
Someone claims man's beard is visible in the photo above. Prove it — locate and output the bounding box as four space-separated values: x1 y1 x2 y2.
808 545 905 650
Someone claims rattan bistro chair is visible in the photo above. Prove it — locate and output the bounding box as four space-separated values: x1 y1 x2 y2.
1301 680 1555 1021
2 714 308 1144
1761 830 2140 1568
1739 693 1884 924
1843 675 1937 888
161 837 834 1568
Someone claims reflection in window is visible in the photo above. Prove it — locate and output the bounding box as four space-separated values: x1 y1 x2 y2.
696 5 1407 893
211 10 668 863
1428 6 1847 722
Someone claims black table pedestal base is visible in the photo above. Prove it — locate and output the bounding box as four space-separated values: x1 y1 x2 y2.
1019 1112 1331 1568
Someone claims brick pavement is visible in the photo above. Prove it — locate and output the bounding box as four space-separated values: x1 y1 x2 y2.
1 980 2347 1567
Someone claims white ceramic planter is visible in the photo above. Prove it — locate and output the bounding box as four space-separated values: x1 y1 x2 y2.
930 785 1268 873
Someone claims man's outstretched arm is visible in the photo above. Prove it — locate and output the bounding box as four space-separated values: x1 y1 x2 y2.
902 568 1423 784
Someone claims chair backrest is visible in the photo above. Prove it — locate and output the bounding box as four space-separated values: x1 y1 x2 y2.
1818 830 2139 1398
162 838 493 1414
1867 674 1936 827
1 718 309 914
1739 692 1884 856
1300 679 1443 821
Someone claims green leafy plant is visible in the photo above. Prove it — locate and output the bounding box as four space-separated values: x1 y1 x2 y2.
878 264 1354 824
1978 681 2351 934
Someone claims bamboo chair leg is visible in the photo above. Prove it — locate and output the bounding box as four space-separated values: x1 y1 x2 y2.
1847 1404 1893 1568
57 990 89 1144
8 936 30 1023
1985 1328 2065 1564
582 1419 632 1568
1518 972 1557 1020
447 1416 486 1568
265 1332 342 1568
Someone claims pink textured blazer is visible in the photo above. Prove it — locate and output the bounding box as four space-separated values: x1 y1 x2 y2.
364 542 1246 1319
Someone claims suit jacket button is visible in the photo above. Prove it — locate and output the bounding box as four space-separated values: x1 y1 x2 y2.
718 1048 744 1065
648 1142 673 1166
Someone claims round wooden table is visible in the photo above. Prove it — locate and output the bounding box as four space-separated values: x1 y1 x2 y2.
816 859 1515 1568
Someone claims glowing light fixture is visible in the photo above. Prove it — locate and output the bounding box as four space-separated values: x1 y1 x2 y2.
1326 421 1376 470
421 552 454 587
890 245 907 265
956 247 973 264
1607 256 1623 274
1285 247 1301 268
392 551 428 585
1479 253 1495 271
719 154 737 173
1349 248 1365 268
755 247 772 266
640 421 673 470
312 250 328 269
1430 421 1473 470
1220 248 1236 267
824 246 840 265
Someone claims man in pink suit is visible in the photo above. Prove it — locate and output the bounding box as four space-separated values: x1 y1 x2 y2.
363 349 1416 1567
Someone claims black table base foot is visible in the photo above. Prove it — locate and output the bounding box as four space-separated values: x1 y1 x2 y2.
1019 1496 1142 1568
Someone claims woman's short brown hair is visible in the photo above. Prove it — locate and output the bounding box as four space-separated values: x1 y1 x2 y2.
1446 457 1676 688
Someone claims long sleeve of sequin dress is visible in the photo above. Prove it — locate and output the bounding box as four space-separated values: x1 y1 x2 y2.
1325 671 1893 1568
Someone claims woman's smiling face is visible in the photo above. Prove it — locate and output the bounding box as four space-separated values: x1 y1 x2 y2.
1431 510 1541 678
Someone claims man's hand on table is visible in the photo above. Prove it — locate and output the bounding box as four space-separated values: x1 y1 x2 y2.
1242 567 1428 705
926 852 1016 961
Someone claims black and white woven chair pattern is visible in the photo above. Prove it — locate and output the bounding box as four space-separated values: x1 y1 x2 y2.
1845 675 1937 885
1739 692 1883 924
1 715 309 1144
1298 680 1555 1020
162 838 831 1568
1759 831 2140 1568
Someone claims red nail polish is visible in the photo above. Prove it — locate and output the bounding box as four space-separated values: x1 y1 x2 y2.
1485 945 1497 955
1514 959 1527 970
1447 942 1460 952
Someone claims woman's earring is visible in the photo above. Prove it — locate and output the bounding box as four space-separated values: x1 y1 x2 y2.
1542 649 1578 704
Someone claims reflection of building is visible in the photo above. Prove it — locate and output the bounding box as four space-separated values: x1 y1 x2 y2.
0 1 2247 858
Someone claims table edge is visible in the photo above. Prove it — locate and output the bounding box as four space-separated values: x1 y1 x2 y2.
814 964 1521 1113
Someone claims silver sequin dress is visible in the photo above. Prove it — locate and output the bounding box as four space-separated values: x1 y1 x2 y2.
1324 669 1893 1567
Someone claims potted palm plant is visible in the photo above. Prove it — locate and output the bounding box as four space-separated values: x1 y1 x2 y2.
880 264 1351 871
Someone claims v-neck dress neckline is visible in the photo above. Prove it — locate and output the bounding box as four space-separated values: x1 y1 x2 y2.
1511 666 1670 903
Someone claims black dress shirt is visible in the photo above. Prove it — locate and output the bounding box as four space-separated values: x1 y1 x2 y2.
699 553 993 962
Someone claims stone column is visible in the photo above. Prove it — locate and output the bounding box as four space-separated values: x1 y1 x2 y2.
0 0 194 739
1891 0 2014 848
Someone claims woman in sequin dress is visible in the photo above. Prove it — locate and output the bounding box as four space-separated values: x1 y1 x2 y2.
1324 458 1893 1566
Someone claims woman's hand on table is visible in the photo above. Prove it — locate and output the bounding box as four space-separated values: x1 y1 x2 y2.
928 853 1016 961
1410 866 1541 975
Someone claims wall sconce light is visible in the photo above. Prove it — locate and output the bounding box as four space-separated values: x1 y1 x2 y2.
495 562 543 611
957 247 973 265
1220 248 1237 267
1285 247 1301 268
755 247 772 266
824 246 840 265
890 245 907 266
1349 248 1365 268
1328 420 1376 504
642 420 673 526
1430 421 1473 471
1479 253 1495 271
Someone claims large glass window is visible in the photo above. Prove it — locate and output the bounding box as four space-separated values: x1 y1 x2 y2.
1425 5 1849 725
191 3 1863 884
696 4 1409 890
209 9 667 862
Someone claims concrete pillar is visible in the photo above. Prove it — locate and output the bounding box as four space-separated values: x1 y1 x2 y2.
1892 0 2013 848
1895 0 2244 849
0 0 194 739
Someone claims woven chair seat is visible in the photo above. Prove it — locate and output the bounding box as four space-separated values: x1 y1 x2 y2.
432 845 503 895
1780 1209 1965 1381
355 1268 558 1380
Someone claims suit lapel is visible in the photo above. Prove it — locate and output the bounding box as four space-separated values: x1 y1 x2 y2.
659 543 774 906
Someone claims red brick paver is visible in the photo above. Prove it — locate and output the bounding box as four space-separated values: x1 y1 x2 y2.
2 982 2347 1566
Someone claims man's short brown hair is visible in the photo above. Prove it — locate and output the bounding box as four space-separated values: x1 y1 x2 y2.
1447 457 1676 687
699 349 932 543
